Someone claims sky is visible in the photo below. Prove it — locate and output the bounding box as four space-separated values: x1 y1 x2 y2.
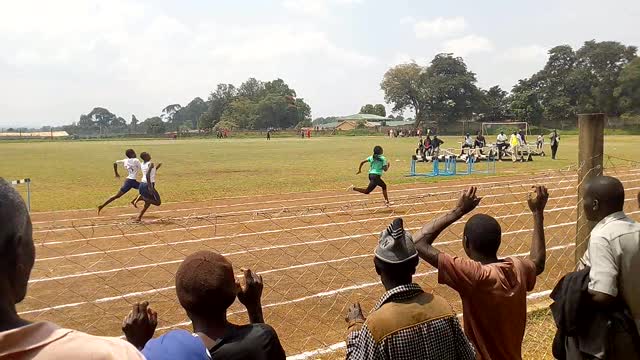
1 0 639 128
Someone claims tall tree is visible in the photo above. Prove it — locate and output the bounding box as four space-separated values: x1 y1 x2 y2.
238 78 265 100
141 117 166 135
360 104 386 117
616 57 640 114
481 86 509 121
381 62 428 126
575 40 637 115
200 84 237 130
510 78 544 125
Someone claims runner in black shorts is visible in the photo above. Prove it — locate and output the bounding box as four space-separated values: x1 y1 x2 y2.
348 146 391 206
98 149 141 214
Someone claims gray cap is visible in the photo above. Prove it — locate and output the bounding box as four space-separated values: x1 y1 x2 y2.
375 218 418 264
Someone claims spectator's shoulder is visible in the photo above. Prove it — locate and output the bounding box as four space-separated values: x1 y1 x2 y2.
61 330 145 359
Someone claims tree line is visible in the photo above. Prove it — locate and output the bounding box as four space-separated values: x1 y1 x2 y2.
65 78 311 135
381 40 639 128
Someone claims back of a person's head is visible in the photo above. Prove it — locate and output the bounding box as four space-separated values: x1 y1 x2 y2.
175 251 237 318
583 176 625 220
0 178 34 304
463 214 501 258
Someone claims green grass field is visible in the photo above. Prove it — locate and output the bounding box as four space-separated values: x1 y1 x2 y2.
2 135 638 211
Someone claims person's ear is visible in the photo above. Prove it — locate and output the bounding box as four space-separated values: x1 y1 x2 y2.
463 235 470 250
593 199 599 213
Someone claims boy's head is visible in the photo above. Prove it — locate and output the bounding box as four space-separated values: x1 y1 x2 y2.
140 152 151 162
462 214 501 260
0 179 35 306
583 176 625 222
175 251 238 319
125 149 136 158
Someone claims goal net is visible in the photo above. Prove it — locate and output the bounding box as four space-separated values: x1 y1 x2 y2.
481 122 529 137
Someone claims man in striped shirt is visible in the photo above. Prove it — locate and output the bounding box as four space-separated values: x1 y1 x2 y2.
345 218 475 360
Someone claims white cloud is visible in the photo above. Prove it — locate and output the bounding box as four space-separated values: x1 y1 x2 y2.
440 35 494 56
399 16 415 25
413 17 467 39
502 45 549 62
282 0 363 17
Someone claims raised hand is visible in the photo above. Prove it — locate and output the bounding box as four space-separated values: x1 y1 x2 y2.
528 185 549 214
455 186 482 215
122 301 157 350
237 268 263 308
345 302 365 323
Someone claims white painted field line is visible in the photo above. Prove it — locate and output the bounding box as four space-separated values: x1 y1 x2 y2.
287 288 555 360
35 170 612 234
22 242 572 316
33 175 640 244
29 214 579 285
35 182 585 246
34 191 583 262
33 168 622 226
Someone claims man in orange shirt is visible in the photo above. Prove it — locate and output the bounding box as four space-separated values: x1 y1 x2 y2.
0 178 145 359
413 186 549 360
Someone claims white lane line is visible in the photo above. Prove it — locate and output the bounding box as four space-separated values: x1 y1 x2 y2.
35 184 580 246
30 205 640 283
29 215 580 284
36 170 617 234
33 168 623 225
21 243 572 315
286 287 554 360
33 176 640 245
34 191 584 261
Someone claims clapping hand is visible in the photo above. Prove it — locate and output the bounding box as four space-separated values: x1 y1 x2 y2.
122 301 157 350
237 268 263 308
345 303 365 323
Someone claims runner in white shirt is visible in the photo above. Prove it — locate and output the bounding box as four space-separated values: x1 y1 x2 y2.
98 149 142 214
134 152 162 222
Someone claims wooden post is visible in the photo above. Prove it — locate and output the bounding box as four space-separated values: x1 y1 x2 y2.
575 113 605 265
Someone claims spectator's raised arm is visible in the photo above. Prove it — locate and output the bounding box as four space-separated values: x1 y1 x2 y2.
237 268 265 324
413 187 481 268
527 186 549 275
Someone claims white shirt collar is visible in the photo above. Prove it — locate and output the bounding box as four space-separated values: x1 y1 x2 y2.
594 211 627 231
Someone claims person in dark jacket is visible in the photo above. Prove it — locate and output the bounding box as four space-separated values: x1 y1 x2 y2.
550 266 640 359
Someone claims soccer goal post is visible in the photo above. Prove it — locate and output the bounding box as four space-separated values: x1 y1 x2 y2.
481 122 529 136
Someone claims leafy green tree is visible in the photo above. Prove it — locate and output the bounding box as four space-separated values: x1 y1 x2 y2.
510 78 544 124
174 97 208 129
381 54 479 127
201 84 237 129
381 62 428 126
575 40 637 115
360 104 386 117
616 57 640 114
238 78 265 100
481 86 509 121
141 117 166 135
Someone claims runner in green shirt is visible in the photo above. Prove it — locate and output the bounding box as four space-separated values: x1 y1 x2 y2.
348 145 391 206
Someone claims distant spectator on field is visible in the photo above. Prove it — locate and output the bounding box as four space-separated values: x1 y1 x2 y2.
536 134 544 150
549 130 560 160
518 130 527 145
460 133 473 156
0 179 145 359
510 131 522 162
474 131 486 149
431 135 444 157
346 218 475 359
496 131 508 161
122 251 286 359
413 186 549 360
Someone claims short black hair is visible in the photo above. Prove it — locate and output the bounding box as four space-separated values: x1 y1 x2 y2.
175 251 236 318
125 149 136 158
463 214 501 257
0 179 30 265
374 256 419 279
586 176 625 212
